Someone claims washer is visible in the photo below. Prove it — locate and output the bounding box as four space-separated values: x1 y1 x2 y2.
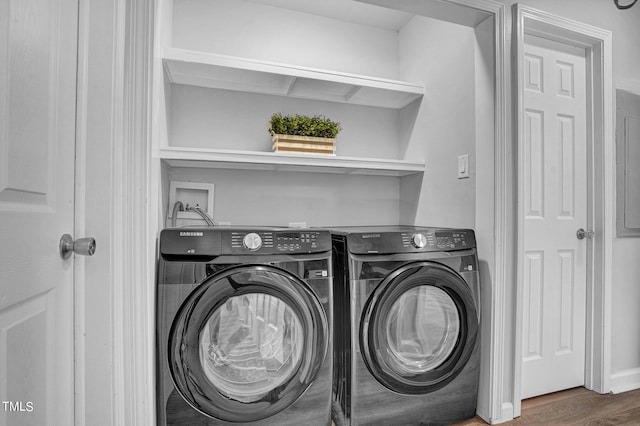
156 227 333 425
329 226 480 426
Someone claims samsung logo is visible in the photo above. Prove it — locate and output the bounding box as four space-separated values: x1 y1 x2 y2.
179 231 204 237
362 234 381 239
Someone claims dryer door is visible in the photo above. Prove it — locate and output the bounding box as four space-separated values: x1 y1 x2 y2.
360 261 478 394
168 264 328 423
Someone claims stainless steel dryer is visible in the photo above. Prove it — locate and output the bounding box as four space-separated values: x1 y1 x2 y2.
329 226 480 426
156 227 333 425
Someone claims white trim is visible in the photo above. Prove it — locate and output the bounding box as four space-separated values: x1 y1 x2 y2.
610 368 640 394
74 0 90 421
112 0 156 424
487 2 511 424
111 0 127 422
500 403 514 424
513 3 614 416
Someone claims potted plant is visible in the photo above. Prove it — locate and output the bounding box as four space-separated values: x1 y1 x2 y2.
268 113 342 155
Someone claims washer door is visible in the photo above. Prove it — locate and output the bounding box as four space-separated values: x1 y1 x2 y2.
168 264 328 423
360 261 478 394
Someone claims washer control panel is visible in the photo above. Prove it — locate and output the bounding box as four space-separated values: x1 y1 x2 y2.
159 228 331 259
274 231 322 253
227 229 331 254
231 231 272 251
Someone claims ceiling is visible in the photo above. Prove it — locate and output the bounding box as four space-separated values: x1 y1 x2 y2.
244 0 494 29
243 0 415 31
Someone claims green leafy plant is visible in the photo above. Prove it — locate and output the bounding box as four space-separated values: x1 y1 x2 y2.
268 113 342 138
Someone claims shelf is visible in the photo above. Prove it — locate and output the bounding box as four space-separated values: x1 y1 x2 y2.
162 48 424 109
160 147 425 177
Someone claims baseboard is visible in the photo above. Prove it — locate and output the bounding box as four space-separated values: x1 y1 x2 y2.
610 368 640 394
476 402 514 425
476 407 490 424
498 403 515 424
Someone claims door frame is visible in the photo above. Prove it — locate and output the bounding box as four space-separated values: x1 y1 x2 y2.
513 4 614 417
112 0 157 424
75 0 156 424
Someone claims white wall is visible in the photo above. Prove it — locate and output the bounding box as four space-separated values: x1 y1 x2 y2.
170 85 401 159
168 167 401 227
398 16 477 229
172 0 399 79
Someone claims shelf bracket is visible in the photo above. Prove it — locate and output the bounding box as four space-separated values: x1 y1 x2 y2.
344 85 363 103
284 76 298 96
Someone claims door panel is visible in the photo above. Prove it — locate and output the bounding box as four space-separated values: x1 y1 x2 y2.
521 35 588 399
1 0 60 209
0 0 77 424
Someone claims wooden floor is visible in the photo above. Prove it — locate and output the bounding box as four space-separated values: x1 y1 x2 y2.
454 387 640 425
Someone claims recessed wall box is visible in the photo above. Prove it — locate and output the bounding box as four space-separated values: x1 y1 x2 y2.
168 181 215 223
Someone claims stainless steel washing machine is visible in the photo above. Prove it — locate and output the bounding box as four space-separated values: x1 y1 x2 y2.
329 226 480 426
156 227 333 425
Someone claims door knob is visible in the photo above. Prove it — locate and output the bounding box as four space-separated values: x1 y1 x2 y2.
576 228 595 240
59 234 96 259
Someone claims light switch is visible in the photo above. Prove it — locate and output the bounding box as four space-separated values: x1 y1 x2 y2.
458 154 469 179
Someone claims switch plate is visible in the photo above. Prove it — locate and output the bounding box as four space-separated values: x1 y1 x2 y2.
458 154 469 179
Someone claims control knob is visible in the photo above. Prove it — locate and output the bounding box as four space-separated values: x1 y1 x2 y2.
243 233 262 251
411 233 427 249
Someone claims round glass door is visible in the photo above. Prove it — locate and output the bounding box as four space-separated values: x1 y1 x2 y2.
169 264 328 423
360 261 478 394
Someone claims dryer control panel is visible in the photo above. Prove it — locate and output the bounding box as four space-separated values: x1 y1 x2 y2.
402 230 473 251
341 227 476 254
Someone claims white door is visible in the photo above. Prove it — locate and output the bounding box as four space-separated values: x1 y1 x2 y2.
0 0 78 424
521 34 588 399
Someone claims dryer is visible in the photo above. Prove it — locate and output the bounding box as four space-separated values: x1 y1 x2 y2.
156 227 333 425
329 226 480 426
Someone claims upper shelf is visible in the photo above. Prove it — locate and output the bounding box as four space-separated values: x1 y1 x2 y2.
160 147 425 177
162 48 425 109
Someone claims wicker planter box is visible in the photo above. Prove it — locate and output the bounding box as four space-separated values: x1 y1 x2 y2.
271 134 336 155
